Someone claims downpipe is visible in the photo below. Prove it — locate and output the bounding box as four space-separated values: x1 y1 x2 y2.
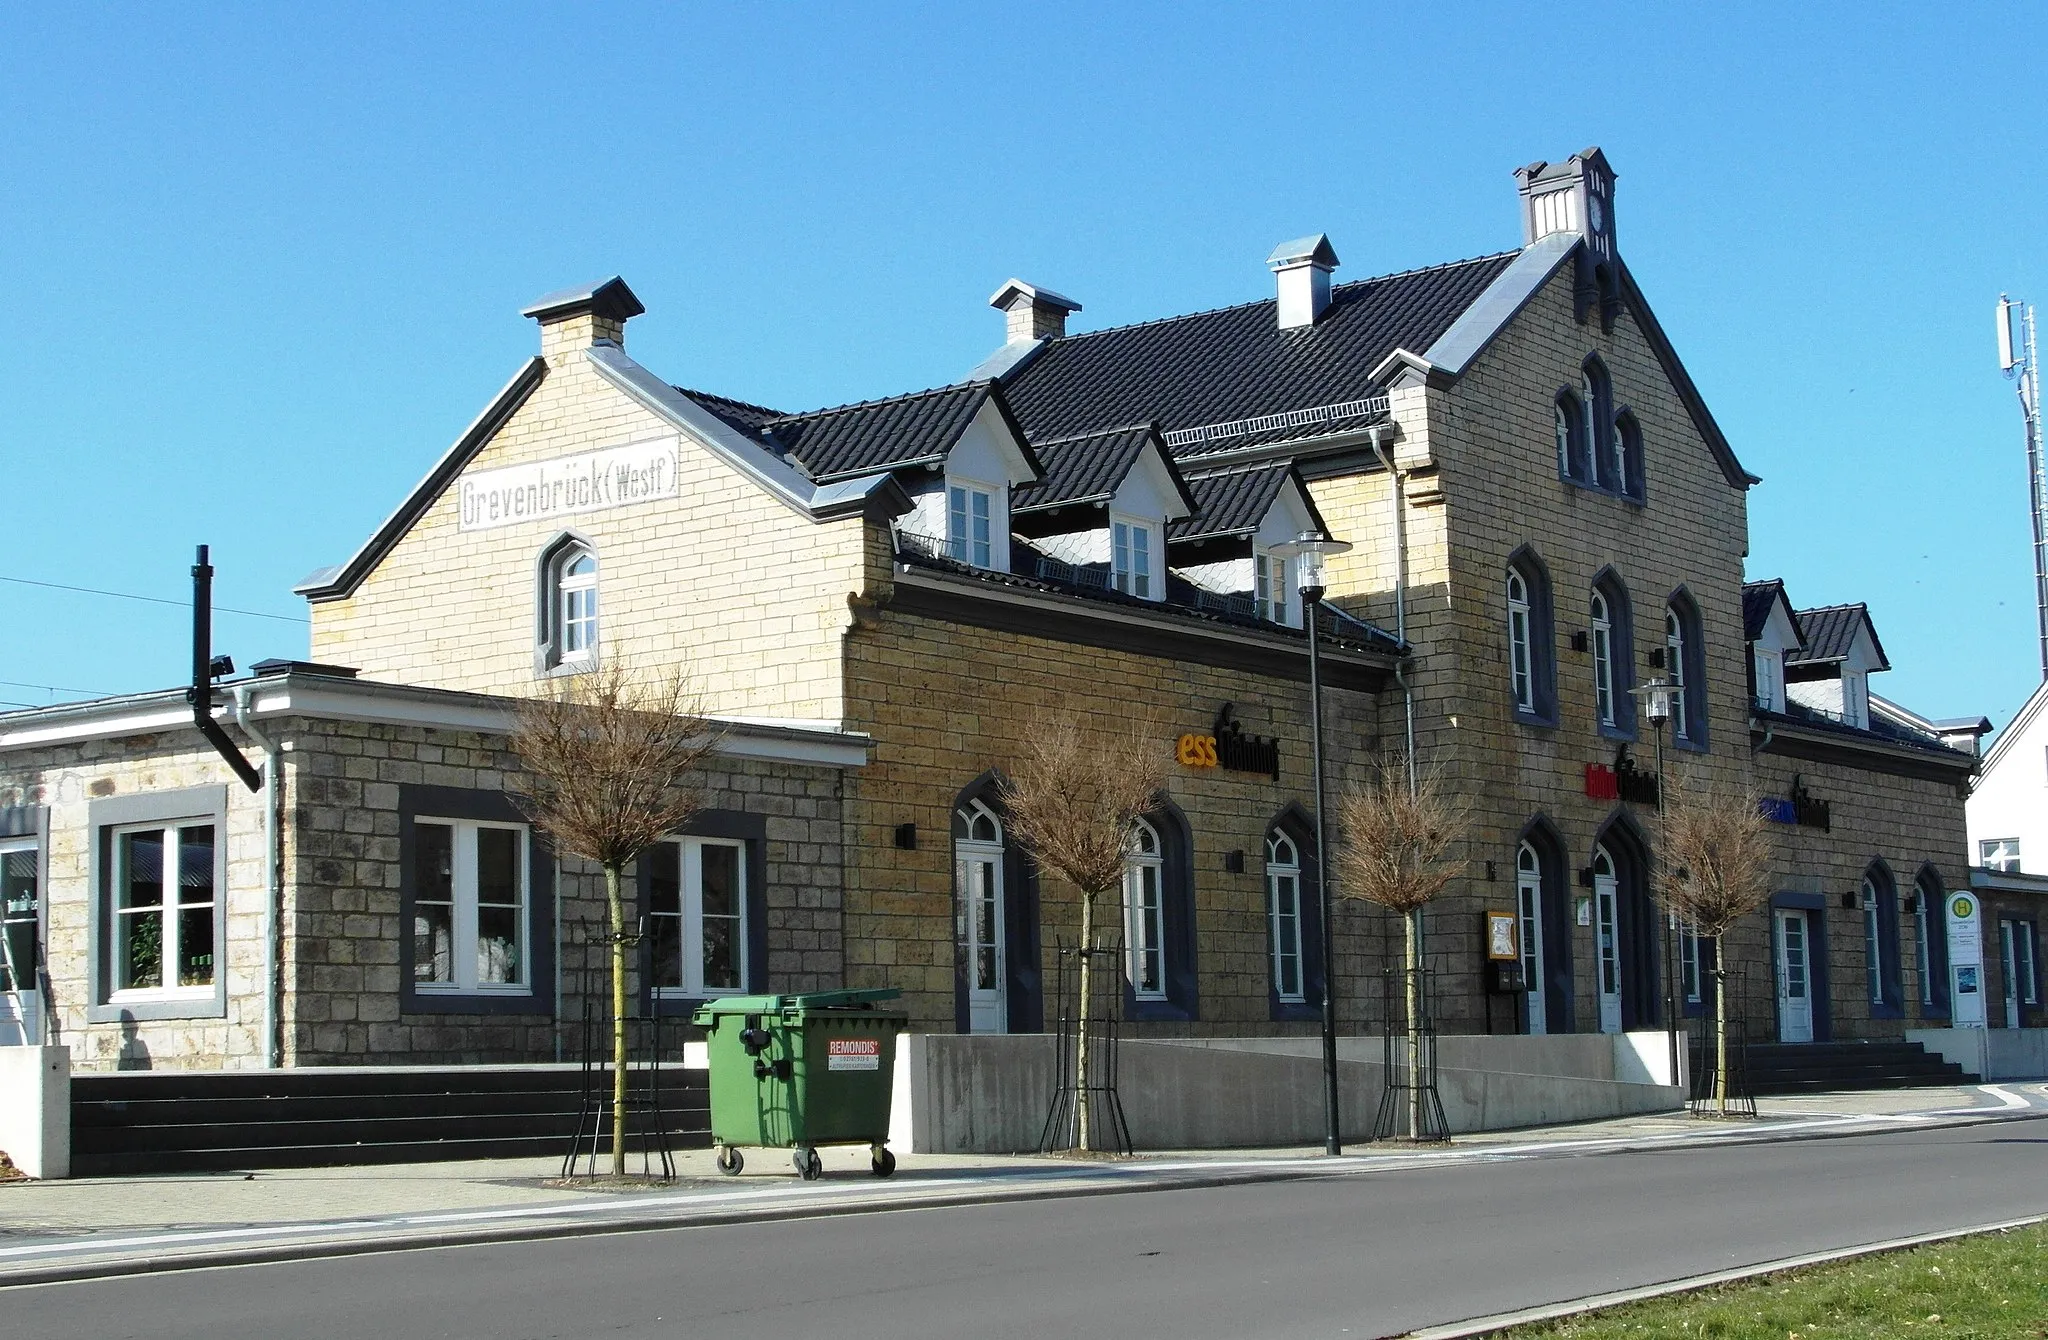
230 683 284 1069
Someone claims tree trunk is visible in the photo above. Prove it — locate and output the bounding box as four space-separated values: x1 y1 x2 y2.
1405 907 1422 1141
1714 966 1729 1115
605 863 628 1178
1075 889 1094 1153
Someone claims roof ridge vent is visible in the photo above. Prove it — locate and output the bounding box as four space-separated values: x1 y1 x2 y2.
1267 234 1338 329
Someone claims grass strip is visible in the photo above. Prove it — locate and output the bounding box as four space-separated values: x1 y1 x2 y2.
1492 1222 2048 1338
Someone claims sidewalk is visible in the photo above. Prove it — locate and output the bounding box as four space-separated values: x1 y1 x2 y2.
4 1081 2043 1288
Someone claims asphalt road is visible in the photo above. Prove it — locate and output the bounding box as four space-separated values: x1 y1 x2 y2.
9 1117 2046 1340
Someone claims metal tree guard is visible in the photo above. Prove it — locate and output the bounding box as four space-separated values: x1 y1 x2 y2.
1038 936 1133 1155
562 1000 679 1181
1372 961 1448 1142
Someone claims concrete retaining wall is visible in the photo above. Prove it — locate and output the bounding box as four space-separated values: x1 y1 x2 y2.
1907 1027 2048 1081
889 1033 1681 1154
0 1045 70 1178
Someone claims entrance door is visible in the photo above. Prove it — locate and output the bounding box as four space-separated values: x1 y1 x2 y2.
1516 842 1547 1035
1593 847 1621 1034
1998 920 2033 1030
956 805 1007 1034
1776 909 1814 1043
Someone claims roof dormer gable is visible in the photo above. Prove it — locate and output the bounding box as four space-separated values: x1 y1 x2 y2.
1011 425 1194 537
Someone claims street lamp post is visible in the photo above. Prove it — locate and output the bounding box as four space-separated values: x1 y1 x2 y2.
1630 677 1680 1091
1275 531 1353 1157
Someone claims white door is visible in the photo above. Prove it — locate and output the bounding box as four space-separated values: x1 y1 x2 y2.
957 804 1007 1034
1593 848 1622 1034
1776 909 1814 1043
1516 844 1547 1035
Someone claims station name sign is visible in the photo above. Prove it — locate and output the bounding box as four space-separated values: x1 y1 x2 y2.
458 437 680 532
1176 703 1281 781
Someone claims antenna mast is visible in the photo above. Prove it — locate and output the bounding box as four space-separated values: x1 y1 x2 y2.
2000 295 2046 681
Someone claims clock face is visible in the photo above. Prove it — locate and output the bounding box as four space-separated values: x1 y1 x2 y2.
1588 195 1606 233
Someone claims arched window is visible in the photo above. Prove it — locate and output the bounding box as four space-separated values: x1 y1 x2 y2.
1508 569 1534 712
1614 409 1645 500
1266 832 1304 1004
1516 842 1547 1034
1507 550 1556 724
1583 358 1616 490
1591 589 1616 728
1862 865 1902 1014
1664 593 1706 746
1592 570 1635 736
956 800 1007 1033
1916 866 1950 1015
1554 391 1586 482
539 538 599 672
1124 819 1166 1001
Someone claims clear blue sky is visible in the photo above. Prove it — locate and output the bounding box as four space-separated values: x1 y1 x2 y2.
5 5 2045 728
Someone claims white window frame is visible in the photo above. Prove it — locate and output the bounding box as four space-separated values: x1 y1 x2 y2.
1666 606 1691 741
1861 876 1885 1006
1254 549 1291 626
413 818 531 995
1266 833 1305 1004
1981 837 2022 873
1591 589 1616 727
1679 921 1703 1005
1554 400 1573 478
1516 843 1545 1031
956 803 1006 1005
648 836 749 998
1753 645 1782 713
1125 819 1166 1001
946 479 997 569
1 837 39 995
1111 516 1159 601
1508 570 1534 712
108 822 218 1001
1581 373 1600 481
1915 884 1936 1007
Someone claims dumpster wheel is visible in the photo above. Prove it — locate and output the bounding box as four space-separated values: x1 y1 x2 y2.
795 1148 824 1181
715 1145 744 1177
870 1145 896 1178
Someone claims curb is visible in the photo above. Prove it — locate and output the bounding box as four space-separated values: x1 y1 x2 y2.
3 1103 2041 1290
1398 1211 2048 1338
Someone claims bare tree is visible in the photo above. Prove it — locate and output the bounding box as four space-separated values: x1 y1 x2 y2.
511 656 722 1175
1655 768 1775 1115
998 708 1165 1153
1335 759 1468 1141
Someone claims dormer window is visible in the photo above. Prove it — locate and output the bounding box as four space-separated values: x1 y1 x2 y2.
1255 550 1290 625
1753 645 1783 713
1112 517 1157 599
947 481 995 569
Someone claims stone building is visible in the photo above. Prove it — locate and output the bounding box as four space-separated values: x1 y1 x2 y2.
0 145 1998 1074
0 667 862 1067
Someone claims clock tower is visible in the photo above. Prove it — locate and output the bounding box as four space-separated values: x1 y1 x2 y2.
1515 147 1620 330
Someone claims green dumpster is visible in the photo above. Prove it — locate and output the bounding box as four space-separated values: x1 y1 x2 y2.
693 988 907 1180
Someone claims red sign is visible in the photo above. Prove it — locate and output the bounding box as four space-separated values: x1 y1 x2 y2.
1585 764 1619 801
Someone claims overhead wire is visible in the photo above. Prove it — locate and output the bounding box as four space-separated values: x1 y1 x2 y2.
0 573 308 624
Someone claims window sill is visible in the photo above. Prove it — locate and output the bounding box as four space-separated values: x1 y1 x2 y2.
1674 736 1709 755
1271 997 1319 1024
402 986 549 1016
1560 478 1647 507
1597 722 1638 744
1127 996 1195 1023
540 655 597 680
1511 709 1559 729
89 991 226 1024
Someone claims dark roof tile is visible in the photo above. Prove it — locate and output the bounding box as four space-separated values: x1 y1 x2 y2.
1789 603 1891 670
1001 253 1516 452
1012 426 1157 512
1170 464 1291 542
753 383 993 483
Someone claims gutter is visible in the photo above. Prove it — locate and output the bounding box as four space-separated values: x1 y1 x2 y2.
230 683 285 1069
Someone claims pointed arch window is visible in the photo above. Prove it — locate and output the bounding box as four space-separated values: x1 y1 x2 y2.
539 538 599 673
1554 391 1586 482
1507 551 1556 724
1591 589 1616 728
1583 358 1616 491
1862 865 1903 1016
1916 867 1950 1015
1124 819 1166 1001
1664 593 1706 748
1614 409 1645 500
1266 832 1304 1004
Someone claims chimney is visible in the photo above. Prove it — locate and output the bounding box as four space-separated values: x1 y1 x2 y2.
1267 235 1338 329
521 276 646 364
989 279 1082 344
